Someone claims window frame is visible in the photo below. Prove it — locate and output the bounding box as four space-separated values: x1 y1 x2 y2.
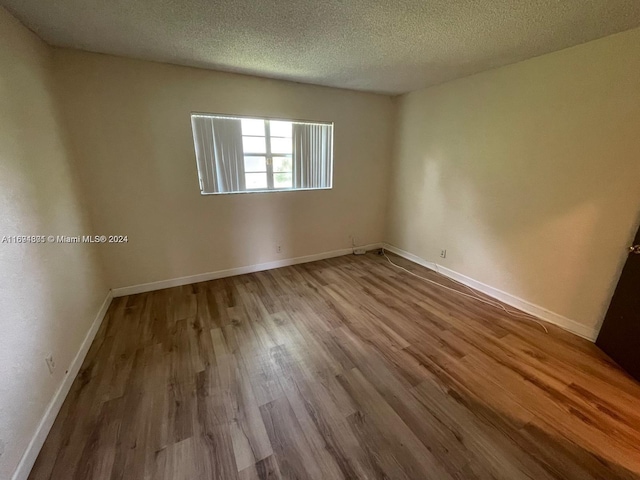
191 112 334 195
241 119 294 191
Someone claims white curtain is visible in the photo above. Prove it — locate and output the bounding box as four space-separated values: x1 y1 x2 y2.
191 116 244 193
292 123 333 189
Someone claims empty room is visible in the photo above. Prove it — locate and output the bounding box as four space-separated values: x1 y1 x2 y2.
1 0 640 479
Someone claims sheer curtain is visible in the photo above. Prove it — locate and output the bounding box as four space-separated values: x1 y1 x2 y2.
191 115 244 193
292 123 333 189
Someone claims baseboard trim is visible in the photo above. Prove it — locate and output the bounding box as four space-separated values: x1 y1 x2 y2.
112 243 384 297
12 290 113 480
383 243 598 342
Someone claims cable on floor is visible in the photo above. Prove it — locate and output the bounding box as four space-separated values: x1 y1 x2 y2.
380 248 549 334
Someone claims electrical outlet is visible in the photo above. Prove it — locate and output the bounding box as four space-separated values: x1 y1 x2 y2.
350 235 358 247
45 355 55 374
276 244 282 254
440 249 447 259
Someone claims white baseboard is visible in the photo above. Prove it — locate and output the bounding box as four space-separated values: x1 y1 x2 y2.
12 290 114 480
112 243 384 297
383 243 598 341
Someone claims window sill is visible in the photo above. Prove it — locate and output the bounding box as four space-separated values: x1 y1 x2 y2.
200 187 333 196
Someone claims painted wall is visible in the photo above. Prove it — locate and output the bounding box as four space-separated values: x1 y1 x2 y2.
53 49 395 289
387 27 640 337
0 8 108 478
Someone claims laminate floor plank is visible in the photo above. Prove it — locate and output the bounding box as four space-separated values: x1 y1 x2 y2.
259 396 328 480
28 252 640 479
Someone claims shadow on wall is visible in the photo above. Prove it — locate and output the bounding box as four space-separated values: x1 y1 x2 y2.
0 44 105 478
390 66 640 331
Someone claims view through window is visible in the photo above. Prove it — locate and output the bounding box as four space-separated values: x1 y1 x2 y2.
191 114 333 194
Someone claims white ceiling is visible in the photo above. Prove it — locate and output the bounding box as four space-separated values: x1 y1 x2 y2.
4 0 640 94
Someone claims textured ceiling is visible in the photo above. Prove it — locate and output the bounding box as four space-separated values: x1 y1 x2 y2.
3 0 640 94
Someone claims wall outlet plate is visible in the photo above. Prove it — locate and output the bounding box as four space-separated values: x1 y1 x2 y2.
440 249 447 258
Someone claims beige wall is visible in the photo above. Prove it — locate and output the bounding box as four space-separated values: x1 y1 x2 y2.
53 49 395 289
0 8 108 479
387 27 640 336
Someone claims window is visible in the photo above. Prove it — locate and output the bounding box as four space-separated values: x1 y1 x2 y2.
191 113 333 194
241 118 293 190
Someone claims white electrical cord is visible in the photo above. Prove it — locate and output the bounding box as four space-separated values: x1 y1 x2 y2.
380 248 548 334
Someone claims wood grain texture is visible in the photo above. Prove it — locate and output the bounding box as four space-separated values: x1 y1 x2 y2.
28 252 640 479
